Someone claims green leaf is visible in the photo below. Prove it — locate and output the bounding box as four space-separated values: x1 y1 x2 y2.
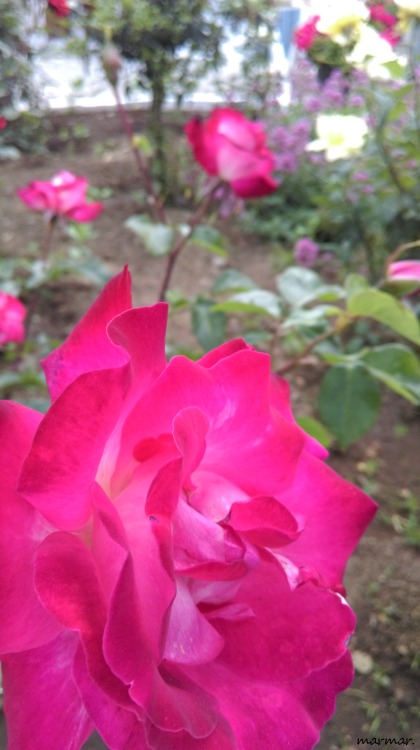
212 269 257 294
189 225 227 257
348 289 420 345
276 266 322 307
283 305 340 329
276 266 344 307
125 215 174 256
243 330 272 345
164 289 190 309
191 298 226 351
361 344 420 405
345 273 369 300
318 364 381 449
296 416 333 449
0 370 46 391
131 134 153 156
212 290 281 317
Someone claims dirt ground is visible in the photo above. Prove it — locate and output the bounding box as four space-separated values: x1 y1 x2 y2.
0 109 419 749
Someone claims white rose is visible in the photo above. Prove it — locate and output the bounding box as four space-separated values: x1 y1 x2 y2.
306 114 369 161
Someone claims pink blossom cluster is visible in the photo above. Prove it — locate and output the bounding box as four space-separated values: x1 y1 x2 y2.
270 119 311 174
0 269 376 750
294 237 320 268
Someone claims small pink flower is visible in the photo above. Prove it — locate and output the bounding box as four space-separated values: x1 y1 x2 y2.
294 16 321 51
47 0 71 16
294 237 320 267
388 260 420 283
0 269 376 750
17 170 103 222
0 292 26 346
185 108 278 198
275 152 299 173
0 117 7 130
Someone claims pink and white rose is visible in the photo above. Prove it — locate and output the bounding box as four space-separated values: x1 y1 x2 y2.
0 292 26 346
0 269 376 750
17 170 103 223
185 108 278 198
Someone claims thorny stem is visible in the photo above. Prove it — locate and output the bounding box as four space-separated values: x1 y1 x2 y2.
24 216 57 338
158 183 223 302
42 216 55 260
112 85 166 224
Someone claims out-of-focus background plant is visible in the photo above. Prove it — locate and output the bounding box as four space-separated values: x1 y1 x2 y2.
1 0 419 449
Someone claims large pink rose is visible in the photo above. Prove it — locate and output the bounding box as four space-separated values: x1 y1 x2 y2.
0 292 26 346
185 108 278 198
0 269 376 750
17 170 103 222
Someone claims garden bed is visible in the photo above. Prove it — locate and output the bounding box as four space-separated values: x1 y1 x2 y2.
0 108 419 750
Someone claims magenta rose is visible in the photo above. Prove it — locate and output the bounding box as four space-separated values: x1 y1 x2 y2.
0 292 26 346
0 269 376 750
294 16 321 50
17 170 103 222
48 0 71 16
185 108 278 198
388 260 420 281
0 116 7 130
386 259 420 294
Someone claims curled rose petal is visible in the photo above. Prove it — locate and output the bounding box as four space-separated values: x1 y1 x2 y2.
0 268 377 749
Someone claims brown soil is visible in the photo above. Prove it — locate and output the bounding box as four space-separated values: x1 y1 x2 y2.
0 109 419 750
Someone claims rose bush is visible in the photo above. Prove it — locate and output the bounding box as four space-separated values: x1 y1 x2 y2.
185 108 278 198
0 292 26 346
17 170 103 223
0 269 376 750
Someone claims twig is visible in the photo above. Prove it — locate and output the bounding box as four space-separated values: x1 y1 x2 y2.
158 183 222 302
276 326 338 376
112 85 166 224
